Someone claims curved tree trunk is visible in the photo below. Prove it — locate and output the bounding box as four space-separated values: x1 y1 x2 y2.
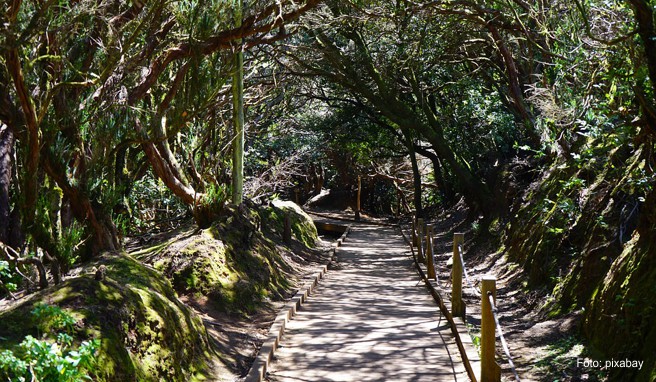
414 144 454 206
42 150 120 256
135 118 200 205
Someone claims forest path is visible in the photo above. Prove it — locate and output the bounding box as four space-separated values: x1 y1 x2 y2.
264 224 468 382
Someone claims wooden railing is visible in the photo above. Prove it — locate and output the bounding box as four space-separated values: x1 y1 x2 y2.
410 218 520 382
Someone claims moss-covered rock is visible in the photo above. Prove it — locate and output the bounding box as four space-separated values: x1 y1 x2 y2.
0 254 212 382
264 200 318 248
150 232 230 296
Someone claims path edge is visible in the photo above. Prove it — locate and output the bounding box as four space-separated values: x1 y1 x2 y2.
243 225 351 382
399 226 482 382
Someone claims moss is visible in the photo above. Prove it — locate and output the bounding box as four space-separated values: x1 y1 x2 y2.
584 233 656 382
533 335 608 381
264 200 318 248
0 254 212 382
208 225 291 312
137 202 307 314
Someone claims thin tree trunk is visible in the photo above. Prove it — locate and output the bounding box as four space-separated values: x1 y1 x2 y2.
0 70 22 246
487 25 541 147
232 0 245 205
1 242 48 289
404 118 491 213
0 124 13 244
404 132 423 218
5 49 40 225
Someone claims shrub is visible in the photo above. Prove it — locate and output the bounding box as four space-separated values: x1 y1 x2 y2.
0 304 99 382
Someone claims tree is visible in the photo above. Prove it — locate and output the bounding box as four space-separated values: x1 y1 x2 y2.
279 2 499 212
0 0 321 261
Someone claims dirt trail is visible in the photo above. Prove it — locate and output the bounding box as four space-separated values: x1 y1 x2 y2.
265 224 468 382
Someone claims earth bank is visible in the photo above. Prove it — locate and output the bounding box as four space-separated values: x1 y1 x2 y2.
0 200 323 381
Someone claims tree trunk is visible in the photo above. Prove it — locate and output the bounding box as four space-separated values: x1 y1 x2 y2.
316 163 324 194
135 118 199 205
412 122 492 214
394 103 494 214
404 132 424 218
628 0 656 133
232 0 245 205
31 224 62 284
487 25 541 147
155 116 190 187
363 74 493 213
414 144 454 205
629 0 656 98
0 242 48 289
42 150 120 256
0 124 13 244
6 49 40 225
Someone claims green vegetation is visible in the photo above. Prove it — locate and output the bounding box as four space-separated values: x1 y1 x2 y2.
266 200 319 248
0 255 212 381
0 304 99 382
136 202 318 313
1 0 656 380
534 336 608 382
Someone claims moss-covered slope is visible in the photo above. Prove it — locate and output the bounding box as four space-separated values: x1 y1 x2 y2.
0 254 212 382
134 200 319 314
0 200 320 382
584 233 656 382
501 139 656 380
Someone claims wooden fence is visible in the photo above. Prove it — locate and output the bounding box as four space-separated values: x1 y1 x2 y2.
411 218 520 382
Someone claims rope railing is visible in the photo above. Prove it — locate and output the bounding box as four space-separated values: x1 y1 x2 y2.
488 292 521 382
458 243 480 297
410 217 521 382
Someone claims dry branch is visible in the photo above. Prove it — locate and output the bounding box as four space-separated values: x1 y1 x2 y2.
0 242 48 289
367 172 440 189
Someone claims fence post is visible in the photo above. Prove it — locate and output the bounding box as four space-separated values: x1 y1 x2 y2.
412 216 418 247
416 218 425 263
425 224 436 279
452 233 465 317
481 275 501 382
